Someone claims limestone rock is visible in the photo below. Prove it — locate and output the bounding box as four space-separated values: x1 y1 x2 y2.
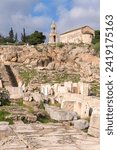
88 109 100 137
0 122 12 139
25 114 37 123
47 61 55 70
72 119 89 130
0 44 100 83
31 92 42 103
44 104 78 121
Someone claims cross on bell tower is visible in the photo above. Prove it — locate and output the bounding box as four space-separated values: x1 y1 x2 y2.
49 22 58 44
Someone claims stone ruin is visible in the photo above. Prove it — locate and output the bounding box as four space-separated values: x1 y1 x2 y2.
0 62 99 138
40 81 100 137
0 63 25 100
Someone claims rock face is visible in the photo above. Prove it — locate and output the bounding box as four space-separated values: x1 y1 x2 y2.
44 104 78 121
0 44 99 83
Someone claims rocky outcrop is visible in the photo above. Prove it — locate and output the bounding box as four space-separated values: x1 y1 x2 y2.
0 44 99 83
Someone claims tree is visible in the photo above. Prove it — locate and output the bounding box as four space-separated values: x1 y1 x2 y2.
92 30 100 44
28 31 46 45
21 28 26 42
8 27 14 43
0 35 5 44
92 30 100 56
14 33 18 42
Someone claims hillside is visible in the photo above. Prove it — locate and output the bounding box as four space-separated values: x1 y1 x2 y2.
0 43 99 86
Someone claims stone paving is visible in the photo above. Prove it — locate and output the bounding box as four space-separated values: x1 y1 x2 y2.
0 121 99 150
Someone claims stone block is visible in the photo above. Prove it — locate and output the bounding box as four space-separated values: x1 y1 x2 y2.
31 92 42 103
73 119 89 130
6 86 24 99
64 81 72 92
44 104 77 121
61 101 74 111
57 85 68 94
81 102 91 119
78 82 89 96
74 101 82 116
26 114 37 123
88 109 100 138
0 123 12 139
41 84 51 96
0 80 3 88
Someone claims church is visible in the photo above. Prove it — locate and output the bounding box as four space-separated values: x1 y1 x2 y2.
49 22 95 45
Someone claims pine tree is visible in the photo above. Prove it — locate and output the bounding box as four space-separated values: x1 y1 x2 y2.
14 33 18 42
9 27 14 43
21 28 26 42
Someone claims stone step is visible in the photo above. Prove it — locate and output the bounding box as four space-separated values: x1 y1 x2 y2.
4 65 18 87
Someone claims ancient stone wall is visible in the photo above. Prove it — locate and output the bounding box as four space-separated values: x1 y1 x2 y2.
60 26 95 45
60 30 82 44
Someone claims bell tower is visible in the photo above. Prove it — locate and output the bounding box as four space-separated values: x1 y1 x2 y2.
49 22 58 44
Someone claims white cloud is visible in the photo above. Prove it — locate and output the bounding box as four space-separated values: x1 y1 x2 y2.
0 0 100 41
0 0 52 39
34 3 47 13
57 0 100 34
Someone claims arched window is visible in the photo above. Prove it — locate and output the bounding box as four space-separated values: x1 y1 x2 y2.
53 35 56 42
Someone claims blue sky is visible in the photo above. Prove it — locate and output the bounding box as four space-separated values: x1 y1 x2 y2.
0 0 100 41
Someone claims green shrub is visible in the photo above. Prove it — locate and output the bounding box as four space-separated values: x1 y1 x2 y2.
90 81 100 97
57 42 64 48
48 101 61 107
55 71 80 83
0 110 14 124
0 89 10 106
16 99 24 106
37 111 57 123
92 30 100 45
38 101 45 109
94 42 100 56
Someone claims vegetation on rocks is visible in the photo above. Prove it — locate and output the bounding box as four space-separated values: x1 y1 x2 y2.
48 101 61 108
92 30 100 56
90 81 100 97
36 70 80 84
0 89 10 106
37 111 57 123
19 69 37 86
0 110 13 124
57 42 65 48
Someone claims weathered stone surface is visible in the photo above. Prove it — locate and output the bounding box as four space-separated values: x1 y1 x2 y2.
88 109 100 138
26 114 37 123
6 86 24 99
72 119 89 130
0 121 99 150
0 80 3 88
0 122 12 139
44 104 77 121
47 61 55 70
31 92 42 103
60 26 95 45
0 44 99 83
81 102 91 119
